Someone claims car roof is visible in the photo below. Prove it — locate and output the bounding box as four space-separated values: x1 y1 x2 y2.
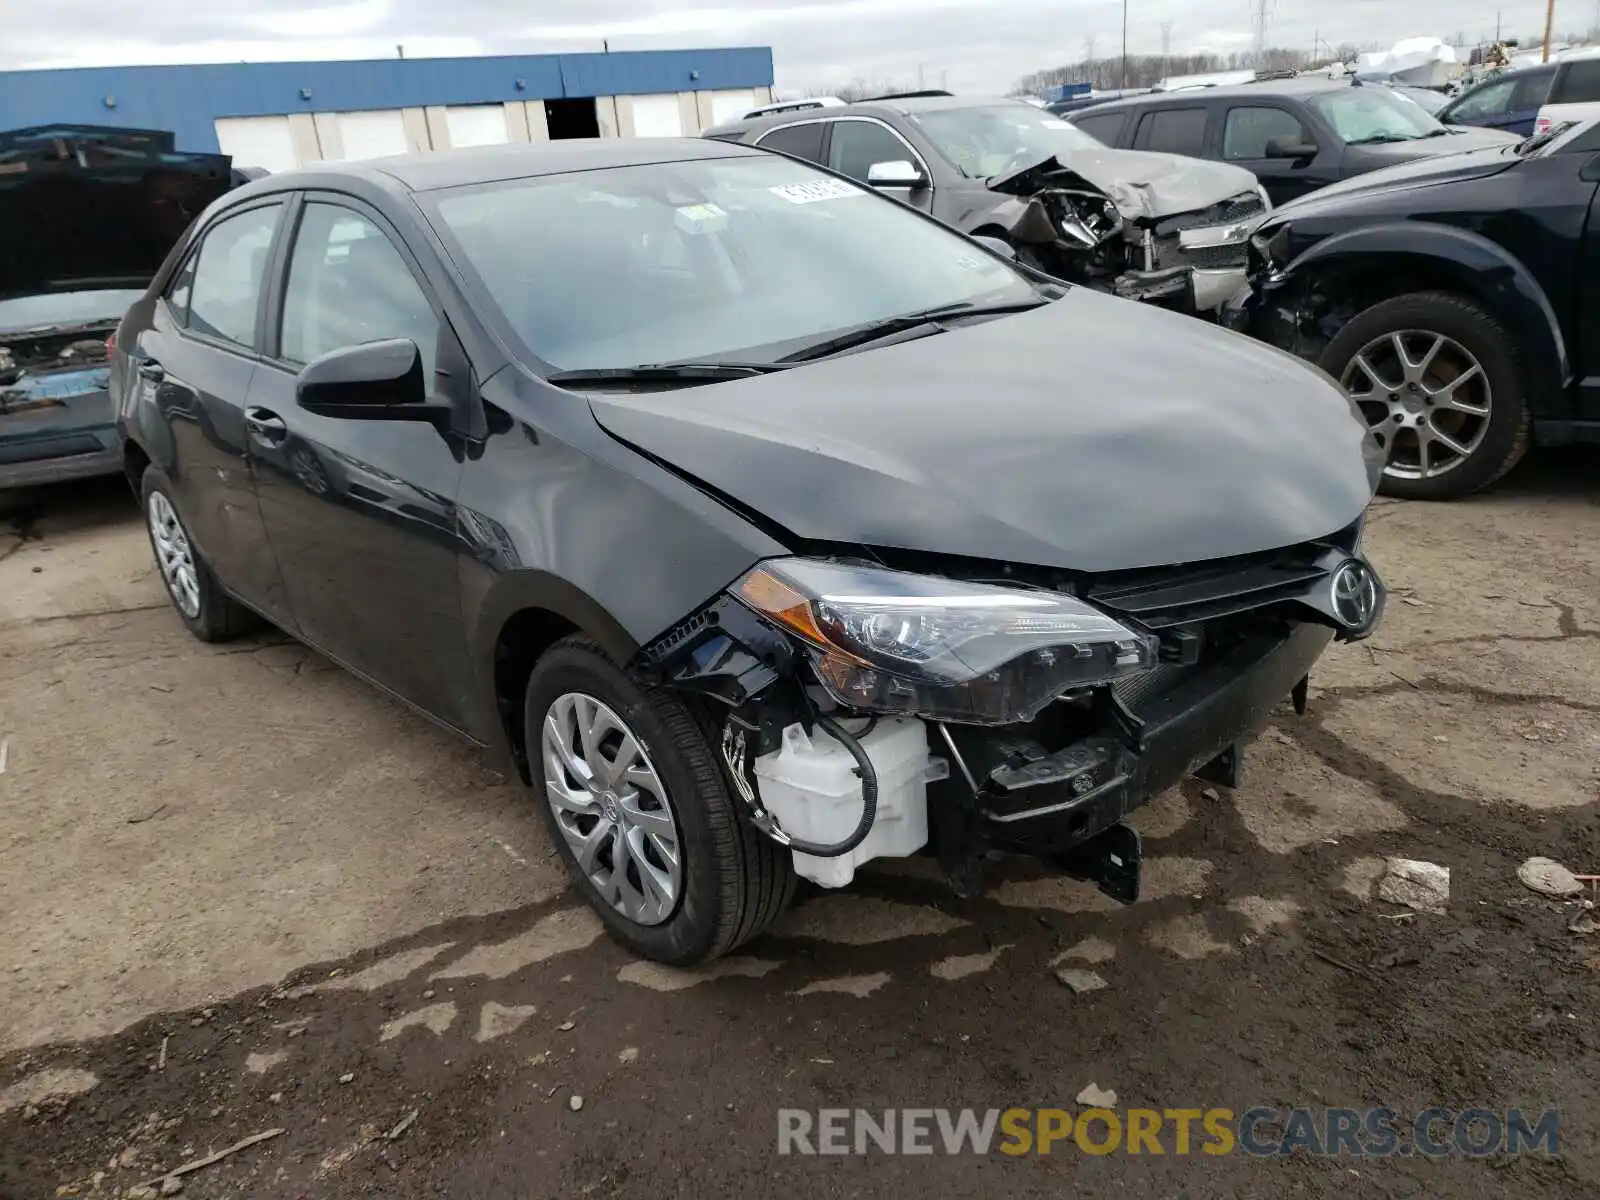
230 137 765 196
1077 76 1354 113
705 95 1035 137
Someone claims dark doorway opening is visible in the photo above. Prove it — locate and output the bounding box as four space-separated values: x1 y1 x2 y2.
545 99 600 140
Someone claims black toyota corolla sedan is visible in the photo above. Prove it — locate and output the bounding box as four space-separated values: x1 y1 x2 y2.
112 137 1385 965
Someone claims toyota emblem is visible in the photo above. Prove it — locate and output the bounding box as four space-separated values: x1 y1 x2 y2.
1330 560 1379 631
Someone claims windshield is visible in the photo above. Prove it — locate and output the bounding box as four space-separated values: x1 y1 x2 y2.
0 289 144 334
427 154 1039 372
1310 87 1445 142
909 104 1106 178
1391 86 1450 115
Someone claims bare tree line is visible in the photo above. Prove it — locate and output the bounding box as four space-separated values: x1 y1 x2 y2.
794 26 1600 104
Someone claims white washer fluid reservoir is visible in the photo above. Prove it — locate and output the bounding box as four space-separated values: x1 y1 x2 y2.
752 717 938 888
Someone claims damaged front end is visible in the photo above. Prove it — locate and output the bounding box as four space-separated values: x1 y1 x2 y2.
989 156 1265 315
0 323 121 486
635 531 1384 904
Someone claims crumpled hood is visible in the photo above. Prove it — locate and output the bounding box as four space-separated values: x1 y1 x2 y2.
588 290 1377 575
988 150 1260 222
0 125 232 303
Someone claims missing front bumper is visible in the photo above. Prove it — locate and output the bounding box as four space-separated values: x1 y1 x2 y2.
1115 265 1247 313
957 622 1333 883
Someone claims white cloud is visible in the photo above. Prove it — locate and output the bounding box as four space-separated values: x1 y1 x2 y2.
0 0 1559 93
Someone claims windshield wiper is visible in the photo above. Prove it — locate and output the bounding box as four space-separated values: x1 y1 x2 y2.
545 361 790 390
1346 133 1413 145
777 298 1049 364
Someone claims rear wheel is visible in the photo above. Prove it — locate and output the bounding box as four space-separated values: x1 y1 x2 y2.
1319 291 1530 500
524 636 795 965
140 467 260 642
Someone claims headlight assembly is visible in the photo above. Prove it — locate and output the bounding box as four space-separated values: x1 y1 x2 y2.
732 558 1157 725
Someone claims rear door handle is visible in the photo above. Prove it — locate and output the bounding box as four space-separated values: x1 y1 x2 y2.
245 406 289 445
136 360 165 382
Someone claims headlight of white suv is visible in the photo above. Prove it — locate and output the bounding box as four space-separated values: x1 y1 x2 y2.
733 558 1157 725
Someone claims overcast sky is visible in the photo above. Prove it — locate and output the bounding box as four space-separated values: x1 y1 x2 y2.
2 0 1562 93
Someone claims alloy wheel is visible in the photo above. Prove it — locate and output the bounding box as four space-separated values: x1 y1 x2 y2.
147 491 201 619
1341 330 1492 482
541 692 683 926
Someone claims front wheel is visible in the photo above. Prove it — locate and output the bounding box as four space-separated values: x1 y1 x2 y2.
524 636 795 965
1318 291 1530 500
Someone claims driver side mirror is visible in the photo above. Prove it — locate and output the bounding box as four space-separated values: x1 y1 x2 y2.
296 338 449 424
1264 135 1318 162
866 159 929 189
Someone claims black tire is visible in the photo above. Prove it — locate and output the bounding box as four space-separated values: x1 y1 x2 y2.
1318 291 1530 500
523 636 796 965
139 466 260 643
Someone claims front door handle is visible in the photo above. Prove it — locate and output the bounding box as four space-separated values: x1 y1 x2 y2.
244 406 289 446
136 359 166 382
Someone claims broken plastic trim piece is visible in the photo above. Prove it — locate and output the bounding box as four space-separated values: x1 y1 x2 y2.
635 594 796 708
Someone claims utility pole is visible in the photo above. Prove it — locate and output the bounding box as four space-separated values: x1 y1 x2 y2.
1496 9 1502 41
1160 19 1173 81
1121 0 1129 89
1083 35 1098 86
1544 0 1556 59
1250 0 1273 68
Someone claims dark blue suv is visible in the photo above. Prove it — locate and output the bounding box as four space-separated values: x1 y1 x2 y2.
1438 66 1556 137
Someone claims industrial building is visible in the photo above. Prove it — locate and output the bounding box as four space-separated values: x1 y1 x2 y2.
0 48 776 171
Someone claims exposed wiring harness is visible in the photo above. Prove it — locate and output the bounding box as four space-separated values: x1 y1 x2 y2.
721 715 879 858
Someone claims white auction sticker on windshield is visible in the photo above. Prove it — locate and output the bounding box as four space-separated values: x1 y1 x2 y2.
1040 118 1073 129
768 178 864 204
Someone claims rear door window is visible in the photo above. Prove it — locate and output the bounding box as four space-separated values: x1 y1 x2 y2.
1222 106 1314 158
184 203 283 351
1133 107 1209 156
1512 68 1557 109
755 122 826 163
1551 58 1600 103
1073 112 1128 145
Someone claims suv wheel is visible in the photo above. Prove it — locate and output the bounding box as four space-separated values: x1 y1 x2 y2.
1319 291 1530 500
140 466 260 642
524 636 796 965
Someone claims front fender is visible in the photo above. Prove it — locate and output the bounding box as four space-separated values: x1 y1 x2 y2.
1276 221 1569 394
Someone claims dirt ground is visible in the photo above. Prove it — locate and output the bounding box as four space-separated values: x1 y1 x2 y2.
1 459 1596 1200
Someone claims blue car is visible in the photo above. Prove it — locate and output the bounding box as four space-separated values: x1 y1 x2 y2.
0 125 236 489
1438 66 1556 137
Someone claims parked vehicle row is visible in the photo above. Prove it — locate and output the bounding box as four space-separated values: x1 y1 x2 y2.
706 95 1267 313
111 138 1384 963
1063 78 1519 206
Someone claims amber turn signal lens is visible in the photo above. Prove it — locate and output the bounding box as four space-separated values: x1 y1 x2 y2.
735 567 829 646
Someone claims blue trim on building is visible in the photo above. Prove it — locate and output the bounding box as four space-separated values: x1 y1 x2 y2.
0 48 774 153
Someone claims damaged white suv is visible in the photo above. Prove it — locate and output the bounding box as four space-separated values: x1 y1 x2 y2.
706 92 1269 314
